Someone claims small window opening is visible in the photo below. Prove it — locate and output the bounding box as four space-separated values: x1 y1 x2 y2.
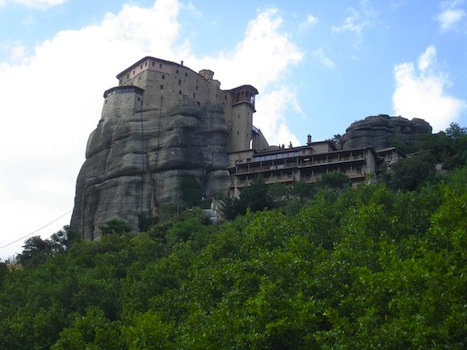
160 85 164 90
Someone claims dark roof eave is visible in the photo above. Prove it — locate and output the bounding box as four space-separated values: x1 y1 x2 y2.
116 56 189 79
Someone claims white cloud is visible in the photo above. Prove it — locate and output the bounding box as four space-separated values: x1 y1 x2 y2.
417 45 436 72
255 87 301 146
4 0 68 9
299 14 318 31
436 0 466 32
331 0 375 45
312 47 335 68
436 8 466 31
393 46 467 131
332 8 367 34
189 7 303 143
305 14 318 25
9 43 28 61
0 0 303 257
185 1 202 18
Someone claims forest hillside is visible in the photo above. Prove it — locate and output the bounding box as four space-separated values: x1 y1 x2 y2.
0 124 466 349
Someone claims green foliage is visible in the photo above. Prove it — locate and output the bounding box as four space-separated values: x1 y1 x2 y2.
318 170 351 190
0 168 466 349
386 153 437 191
50 225 81 250
98 218 133 235
328 134 342 149
179 175 202 207
138 212 159 232
220 175 272 219
16 236 53 267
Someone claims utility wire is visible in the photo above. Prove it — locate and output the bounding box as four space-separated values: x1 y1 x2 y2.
0 209 73 250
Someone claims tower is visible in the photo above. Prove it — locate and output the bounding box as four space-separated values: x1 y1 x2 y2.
225 85 258 152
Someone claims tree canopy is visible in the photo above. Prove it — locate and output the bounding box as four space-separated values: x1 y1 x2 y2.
1 123 466 349
0 166 465 349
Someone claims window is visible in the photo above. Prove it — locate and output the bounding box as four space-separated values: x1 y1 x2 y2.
159 63 163 69
176 69 179 74
162 75 165 79
152 62 155 67
178 79 181 85
140 64 143 69
193 93 196 98
179 90 182 94
160 85 164 90
145 62 148 67
185 72 188 77
237 131 239 135
196 85 198 90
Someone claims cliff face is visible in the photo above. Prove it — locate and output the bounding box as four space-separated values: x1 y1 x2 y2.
341 114 432 150
71 91 230 240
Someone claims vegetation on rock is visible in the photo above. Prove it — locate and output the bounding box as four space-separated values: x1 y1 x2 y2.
1 124 466 349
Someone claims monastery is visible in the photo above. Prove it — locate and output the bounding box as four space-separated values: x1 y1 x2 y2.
71 56 403 238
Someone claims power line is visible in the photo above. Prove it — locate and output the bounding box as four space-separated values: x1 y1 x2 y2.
0 209 73 251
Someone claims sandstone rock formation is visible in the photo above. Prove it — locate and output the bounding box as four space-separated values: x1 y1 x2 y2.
71 98 230 240
341 114 432 151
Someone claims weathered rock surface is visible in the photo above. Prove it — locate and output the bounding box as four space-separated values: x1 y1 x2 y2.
341 114 432 150
71 100 230 240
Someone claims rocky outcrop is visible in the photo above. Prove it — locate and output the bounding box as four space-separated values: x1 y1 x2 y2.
341 114 432 150
71 93 230 240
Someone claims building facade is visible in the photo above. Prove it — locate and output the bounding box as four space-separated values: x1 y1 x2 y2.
114 56 265 154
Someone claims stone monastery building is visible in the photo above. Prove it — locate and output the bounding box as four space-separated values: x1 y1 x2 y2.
71 56 399 239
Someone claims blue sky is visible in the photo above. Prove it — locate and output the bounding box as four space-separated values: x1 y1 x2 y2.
1 0 466 258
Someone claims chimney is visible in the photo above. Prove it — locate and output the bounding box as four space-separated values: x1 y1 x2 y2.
307 134 312 145
181 60 184 66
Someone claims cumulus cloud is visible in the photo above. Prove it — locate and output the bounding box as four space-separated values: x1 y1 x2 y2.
189 7 303 143
0 0 303 257
436 0 466 32
392 45 467 131
0 0 184 256
254 87 301 146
